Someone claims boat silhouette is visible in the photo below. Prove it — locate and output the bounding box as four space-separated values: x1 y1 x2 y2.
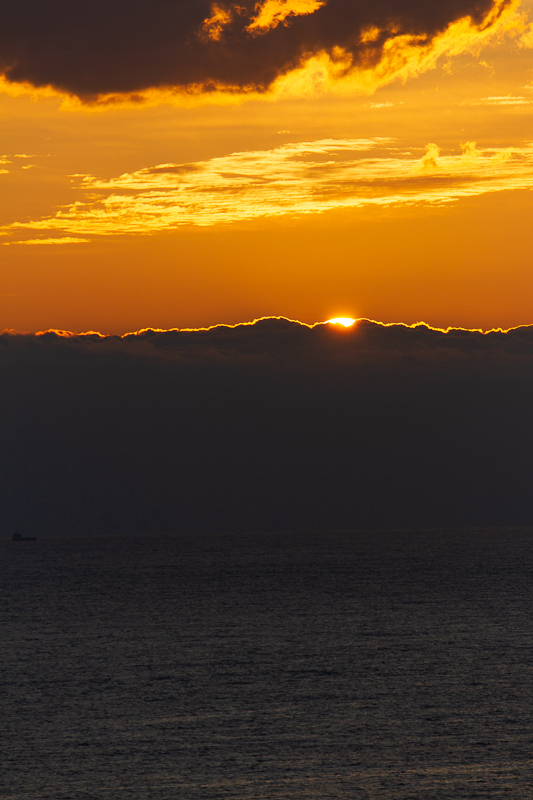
12 531 36 542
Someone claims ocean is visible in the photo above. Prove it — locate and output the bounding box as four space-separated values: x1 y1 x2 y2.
2 529 533 798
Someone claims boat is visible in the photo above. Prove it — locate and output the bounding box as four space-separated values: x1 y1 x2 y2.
12 531 36 541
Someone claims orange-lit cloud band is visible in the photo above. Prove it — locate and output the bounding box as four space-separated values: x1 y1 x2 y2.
3 138 533 242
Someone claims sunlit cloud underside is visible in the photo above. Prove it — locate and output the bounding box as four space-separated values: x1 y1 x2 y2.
0 0 523 107
3 138 533 242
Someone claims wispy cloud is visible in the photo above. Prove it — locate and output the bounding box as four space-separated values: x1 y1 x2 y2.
3 138 533 239
2 237 90 246
246 0 326 32
471 95 533 105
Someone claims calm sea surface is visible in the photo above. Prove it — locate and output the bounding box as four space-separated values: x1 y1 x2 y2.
2 529 533 799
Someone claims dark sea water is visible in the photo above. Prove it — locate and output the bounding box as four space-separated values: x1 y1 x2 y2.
2 529 533 799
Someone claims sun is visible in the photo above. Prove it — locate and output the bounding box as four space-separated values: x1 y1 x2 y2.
326 317 356 327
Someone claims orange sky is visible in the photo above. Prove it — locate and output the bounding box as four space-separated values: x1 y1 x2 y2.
2 0 533 333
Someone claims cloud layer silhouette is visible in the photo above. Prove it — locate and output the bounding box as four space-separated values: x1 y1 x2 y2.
2 318 533 534
0 0 509 99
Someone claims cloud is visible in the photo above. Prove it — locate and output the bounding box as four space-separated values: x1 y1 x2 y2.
2 316 533 534
471 95 533 104
2 237 90 245
3 138 533 238
0 0 518 102
246 0 326 31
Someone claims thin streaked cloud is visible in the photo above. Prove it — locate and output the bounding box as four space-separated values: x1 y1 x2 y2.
471 95 533 104
2 237 90 246
3 138 533 240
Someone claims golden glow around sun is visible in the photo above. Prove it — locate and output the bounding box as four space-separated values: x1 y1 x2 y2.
327 318 356 326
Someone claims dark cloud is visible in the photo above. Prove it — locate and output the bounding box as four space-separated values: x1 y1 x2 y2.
0 0 505 98
2 318 533 535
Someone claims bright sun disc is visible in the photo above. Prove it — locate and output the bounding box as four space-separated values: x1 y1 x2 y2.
327 317 355 327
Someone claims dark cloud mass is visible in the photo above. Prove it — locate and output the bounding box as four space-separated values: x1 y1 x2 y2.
0 0 504 97
2 318 533 535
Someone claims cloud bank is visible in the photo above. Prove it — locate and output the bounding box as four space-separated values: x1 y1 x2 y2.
2 317 533 534
3 138 533 240
0 0 514 101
